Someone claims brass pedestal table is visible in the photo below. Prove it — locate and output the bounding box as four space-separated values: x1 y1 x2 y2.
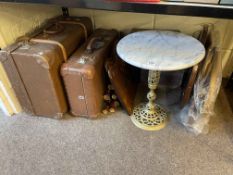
117 30 205 131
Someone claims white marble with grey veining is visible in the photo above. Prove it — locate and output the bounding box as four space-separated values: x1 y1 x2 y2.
117 30 206 71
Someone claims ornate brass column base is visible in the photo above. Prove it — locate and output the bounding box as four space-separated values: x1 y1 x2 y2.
131 103 168 131
131 70 168 131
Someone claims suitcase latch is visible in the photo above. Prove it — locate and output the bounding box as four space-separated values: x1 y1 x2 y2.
78 56 89 64
78 55 94 64
78 96 85 100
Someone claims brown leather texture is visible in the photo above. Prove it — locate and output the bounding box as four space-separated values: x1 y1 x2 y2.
105 56 140 115
0 16 93 118
0 43 35 114
61 29 118 118
12 43 66 118
32 17 93 60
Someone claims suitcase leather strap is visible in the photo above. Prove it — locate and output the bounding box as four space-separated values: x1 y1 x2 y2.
15 19 88 62
58 20 88 41
43 23 64 35
29 19 89 62
30 38 68 61
16 25 68 61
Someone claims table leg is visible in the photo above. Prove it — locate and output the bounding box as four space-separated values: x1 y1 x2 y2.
131 70 168 131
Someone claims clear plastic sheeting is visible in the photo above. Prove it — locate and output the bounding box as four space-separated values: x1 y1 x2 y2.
179 48 222 135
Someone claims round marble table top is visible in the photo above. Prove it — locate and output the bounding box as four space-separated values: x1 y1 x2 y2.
117 30 206 71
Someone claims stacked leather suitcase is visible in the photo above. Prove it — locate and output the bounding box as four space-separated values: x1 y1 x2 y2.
61 29 118 118
0 16 137 119
105 53 140 115
0 16 93 118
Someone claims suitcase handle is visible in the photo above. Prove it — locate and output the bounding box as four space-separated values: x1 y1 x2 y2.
86 37 104 54
43 23 64 35
59 20 88 41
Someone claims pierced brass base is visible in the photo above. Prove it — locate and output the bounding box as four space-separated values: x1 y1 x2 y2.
131 103 168 131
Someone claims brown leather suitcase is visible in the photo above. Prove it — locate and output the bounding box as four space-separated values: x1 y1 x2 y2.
0 43 34 114
105 55 140 115
61 29 118 118
0 16 93 118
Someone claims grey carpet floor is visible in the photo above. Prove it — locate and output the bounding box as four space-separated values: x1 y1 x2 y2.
0 89 233 175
